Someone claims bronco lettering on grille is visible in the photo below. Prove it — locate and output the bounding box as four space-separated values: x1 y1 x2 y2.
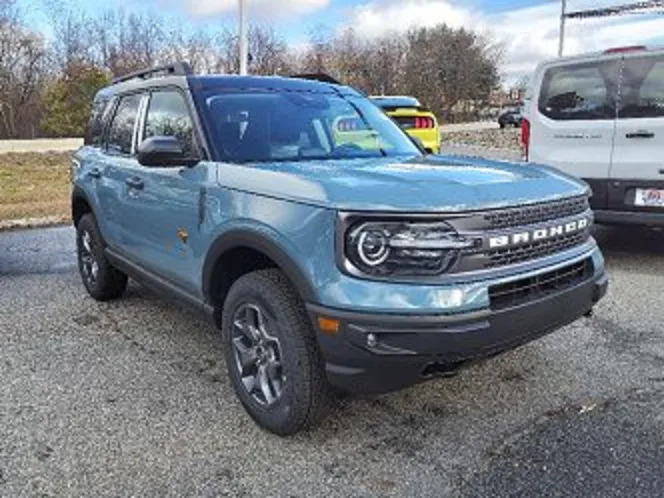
488 218 589 249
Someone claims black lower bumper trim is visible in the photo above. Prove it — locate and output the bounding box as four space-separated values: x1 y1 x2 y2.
308 269 608 394
594 209 664 227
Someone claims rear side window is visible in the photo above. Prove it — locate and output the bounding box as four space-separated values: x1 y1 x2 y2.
106 94 142 155
144 90 196 157
538 61 620 120
85 97 111 146
619 55 664 118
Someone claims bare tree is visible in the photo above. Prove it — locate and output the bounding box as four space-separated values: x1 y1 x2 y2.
0 0 48 138
295 24 501 121
1 2 504 138
403 26 501 122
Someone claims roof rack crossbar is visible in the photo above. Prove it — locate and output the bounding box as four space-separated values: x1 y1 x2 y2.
112 62 193 85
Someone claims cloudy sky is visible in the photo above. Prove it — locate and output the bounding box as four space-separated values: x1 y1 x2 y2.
30 0 664 83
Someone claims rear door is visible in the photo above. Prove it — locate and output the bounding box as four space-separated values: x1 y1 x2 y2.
529 57 621 209
609 51 664 211
96 93 144 251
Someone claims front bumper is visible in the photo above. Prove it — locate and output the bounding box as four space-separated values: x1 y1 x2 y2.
594 209 664 227
308 267 608 394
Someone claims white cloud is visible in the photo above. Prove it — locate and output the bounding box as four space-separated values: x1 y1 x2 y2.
345 0 664 85
177 0 329 19
349 0 478 35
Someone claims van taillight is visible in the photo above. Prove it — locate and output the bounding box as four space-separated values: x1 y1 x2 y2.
521 117 530 161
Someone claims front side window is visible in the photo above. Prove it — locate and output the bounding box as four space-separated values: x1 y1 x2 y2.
619 55 664 119
538 60 620 120
106 94 142 155
204 91 421 163
144 90 196 156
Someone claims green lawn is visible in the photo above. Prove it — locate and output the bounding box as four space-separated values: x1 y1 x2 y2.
0 152 72 226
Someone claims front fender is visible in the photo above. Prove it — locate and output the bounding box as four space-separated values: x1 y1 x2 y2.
201 225 320 304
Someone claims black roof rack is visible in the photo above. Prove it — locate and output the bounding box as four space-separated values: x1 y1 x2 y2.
112 62 193 85
290 73 342 85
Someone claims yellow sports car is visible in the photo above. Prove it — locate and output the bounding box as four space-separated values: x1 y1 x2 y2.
370 96 441 154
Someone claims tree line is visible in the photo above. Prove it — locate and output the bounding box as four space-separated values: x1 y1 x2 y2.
0 0 502 139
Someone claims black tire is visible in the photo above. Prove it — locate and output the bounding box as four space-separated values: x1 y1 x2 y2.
221 269 331 436
76 213 128 301
499 122 506 129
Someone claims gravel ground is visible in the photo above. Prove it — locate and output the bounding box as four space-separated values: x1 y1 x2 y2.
442 128 521 152
1 224 663 497
1 142 664 496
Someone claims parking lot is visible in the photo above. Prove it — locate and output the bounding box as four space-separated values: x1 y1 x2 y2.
1 218 663 497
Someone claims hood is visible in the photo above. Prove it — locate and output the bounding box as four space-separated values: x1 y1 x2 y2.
214 154 588 212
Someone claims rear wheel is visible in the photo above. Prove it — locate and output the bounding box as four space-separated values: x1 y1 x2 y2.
221 269 330 435
76 213 127 301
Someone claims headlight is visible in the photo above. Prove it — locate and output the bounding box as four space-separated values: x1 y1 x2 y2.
344 220 475 277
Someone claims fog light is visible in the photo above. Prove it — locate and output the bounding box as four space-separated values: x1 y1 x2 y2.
367 333 378 348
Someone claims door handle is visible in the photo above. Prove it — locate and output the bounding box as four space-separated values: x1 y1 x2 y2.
87 168 101 179
626 130 655 139
125 176 144 190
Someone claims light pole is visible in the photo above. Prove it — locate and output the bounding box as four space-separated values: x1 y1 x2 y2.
558 0 567 57
239 0 248 75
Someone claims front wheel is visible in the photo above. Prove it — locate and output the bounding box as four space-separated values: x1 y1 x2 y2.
221 269 331 435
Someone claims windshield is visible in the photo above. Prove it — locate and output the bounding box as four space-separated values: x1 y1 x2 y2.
204 91 422 163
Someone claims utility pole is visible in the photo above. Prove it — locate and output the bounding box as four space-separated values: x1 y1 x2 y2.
558 2 664 57
239 0 248 75
558 0 567 57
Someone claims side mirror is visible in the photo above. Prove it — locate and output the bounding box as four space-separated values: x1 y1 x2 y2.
137 136 199 167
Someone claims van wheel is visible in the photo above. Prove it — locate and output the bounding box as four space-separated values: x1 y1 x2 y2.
221 269 331 436
76 213 127 301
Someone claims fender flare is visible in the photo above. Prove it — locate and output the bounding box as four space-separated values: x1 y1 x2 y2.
202 229 318 305
71 185 98 226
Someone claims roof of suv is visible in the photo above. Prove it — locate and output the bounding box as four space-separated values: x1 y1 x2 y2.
98 65 361 99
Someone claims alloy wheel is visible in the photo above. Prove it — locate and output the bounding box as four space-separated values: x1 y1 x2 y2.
79 230 98 286
231 303 285 406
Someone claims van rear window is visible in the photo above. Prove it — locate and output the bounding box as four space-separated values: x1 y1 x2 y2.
538 61 620 120
619 55 664 118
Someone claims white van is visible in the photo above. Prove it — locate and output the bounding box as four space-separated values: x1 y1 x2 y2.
524 46 664 226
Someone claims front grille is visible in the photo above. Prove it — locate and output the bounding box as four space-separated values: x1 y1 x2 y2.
488 258 593 311
484 196 589 229
484 231 588 268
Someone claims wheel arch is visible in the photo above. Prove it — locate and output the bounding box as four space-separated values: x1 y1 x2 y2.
71 186 96 227
202 229 318 313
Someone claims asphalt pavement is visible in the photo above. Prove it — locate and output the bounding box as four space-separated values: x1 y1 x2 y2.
1 223 663 497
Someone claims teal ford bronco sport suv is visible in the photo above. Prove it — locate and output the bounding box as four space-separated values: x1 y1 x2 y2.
72 63 608 435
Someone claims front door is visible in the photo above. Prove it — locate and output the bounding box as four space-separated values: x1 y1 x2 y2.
121 88 207 295
609 52 664 212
